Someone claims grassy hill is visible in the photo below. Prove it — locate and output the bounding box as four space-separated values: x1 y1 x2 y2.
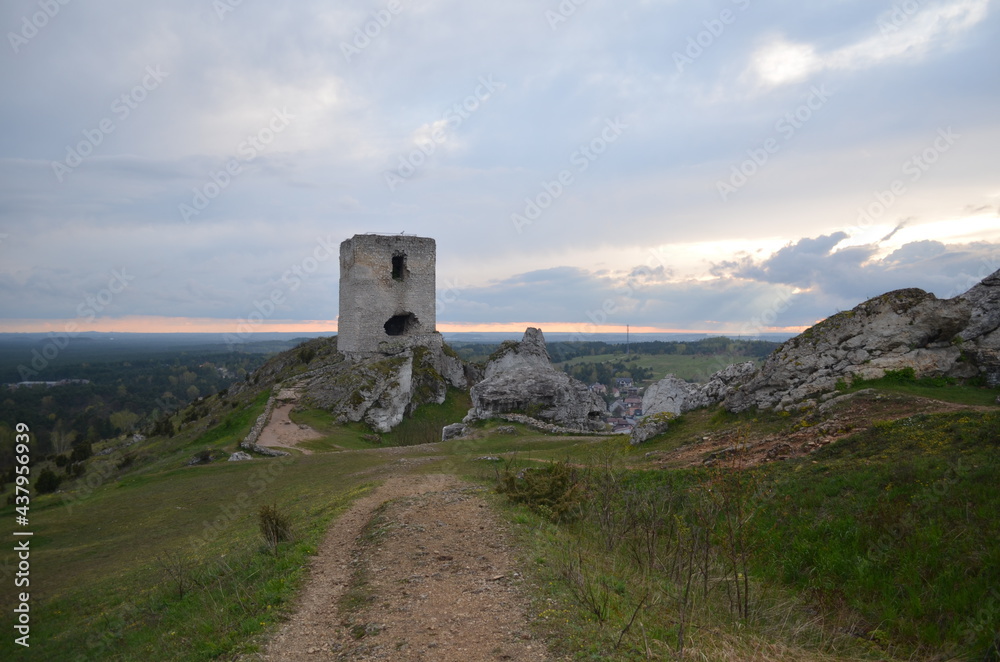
2 347 998 660
557 351 764 384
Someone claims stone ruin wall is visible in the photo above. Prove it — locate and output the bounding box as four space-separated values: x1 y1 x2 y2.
337 234 437 355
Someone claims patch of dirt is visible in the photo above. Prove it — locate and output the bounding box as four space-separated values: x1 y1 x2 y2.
648 391 993 470
258 404 324 455
261 472 549 661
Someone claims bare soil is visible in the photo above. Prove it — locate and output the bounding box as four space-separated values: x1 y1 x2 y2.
261 472 550 661
257 403 324 455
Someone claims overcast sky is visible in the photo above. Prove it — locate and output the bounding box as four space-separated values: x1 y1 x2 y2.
1 0 998 337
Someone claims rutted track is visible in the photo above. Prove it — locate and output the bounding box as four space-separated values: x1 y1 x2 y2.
262 472 549 661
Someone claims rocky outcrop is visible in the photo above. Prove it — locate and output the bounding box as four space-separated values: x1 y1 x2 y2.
629 412 677 445
724 269 1000 412
294 335 469 433
642 362 756 418
441 423 468 442
233 334 472 435
468 328 607 430
633 362 755 444
641 376 706 416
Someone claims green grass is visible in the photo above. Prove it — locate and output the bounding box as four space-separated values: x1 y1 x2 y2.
749 410 1000 659
839 367 1000 407
558 352 760 383
0 438 384 661
290 388 473 452
5 372 999 661
380 387 472 446
289 409 380 451
484 409 1000 660
491 459 886 661
187 389 271 451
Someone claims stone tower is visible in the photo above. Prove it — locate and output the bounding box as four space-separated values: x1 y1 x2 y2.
338 234 437 355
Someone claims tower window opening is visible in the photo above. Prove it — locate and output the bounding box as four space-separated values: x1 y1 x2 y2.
384 313 418 336
391 253 406 281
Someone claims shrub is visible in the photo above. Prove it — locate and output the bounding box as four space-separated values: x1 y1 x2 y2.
298 346 316 364
70 442 92 463
497 461 584 522
258 503 293 553
36 468 62 494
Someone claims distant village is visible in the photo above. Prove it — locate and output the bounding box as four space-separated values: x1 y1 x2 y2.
591 377 644 434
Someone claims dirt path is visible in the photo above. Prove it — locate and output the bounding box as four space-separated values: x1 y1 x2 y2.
262 472 549 661
258 403 324 455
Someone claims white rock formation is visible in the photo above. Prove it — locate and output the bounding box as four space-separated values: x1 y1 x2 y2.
724 269 1000 412
469 328 607 430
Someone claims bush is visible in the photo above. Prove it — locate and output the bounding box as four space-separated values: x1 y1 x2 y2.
152 416 175 437
36 468 62 494
70 442 92 463
497 461 584 522
298 346 316 364
258 503 293 553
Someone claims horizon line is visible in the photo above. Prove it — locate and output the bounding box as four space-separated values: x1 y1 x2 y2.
0 316 810 336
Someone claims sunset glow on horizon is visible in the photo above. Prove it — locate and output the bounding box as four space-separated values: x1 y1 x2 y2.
0 316 810 337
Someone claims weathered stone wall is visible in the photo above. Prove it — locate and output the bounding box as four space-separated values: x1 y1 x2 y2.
239 393 290 457
338 234 437 355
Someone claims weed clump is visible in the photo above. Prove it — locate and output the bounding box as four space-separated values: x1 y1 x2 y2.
258 503 293 553
496 461 584 522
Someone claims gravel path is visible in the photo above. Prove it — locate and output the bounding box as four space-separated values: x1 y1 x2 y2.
262 472 549 661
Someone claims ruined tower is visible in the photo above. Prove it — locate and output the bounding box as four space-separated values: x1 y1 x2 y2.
337 234 437 355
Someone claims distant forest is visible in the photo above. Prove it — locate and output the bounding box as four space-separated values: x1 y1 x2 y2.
0 352 268 471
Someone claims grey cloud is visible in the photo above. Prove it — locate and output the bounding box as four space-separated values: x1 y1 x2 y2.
1 1 997 330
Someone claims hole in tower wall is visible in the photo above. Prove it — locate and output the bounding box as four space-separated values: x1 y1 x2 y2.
384 313 419 337
391 253 406 281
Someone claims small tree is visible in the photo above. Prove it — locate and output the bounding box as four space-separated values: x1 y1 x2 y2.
36 468 62 494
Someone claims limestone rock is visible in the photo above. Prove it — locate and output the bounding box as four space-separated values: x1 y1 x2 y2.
470 328 607 430
441 423 468 442
296 336 467 434
724 268 1000 412
641 376 708 416
233 335 473 435
630 412 676 445
641 362 756 418
957 268 1000 344
228 451 253 462
701 361 757 401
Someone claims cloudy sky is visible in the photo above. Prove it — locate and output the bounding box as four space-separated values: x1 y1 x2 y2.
1 0 998 337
